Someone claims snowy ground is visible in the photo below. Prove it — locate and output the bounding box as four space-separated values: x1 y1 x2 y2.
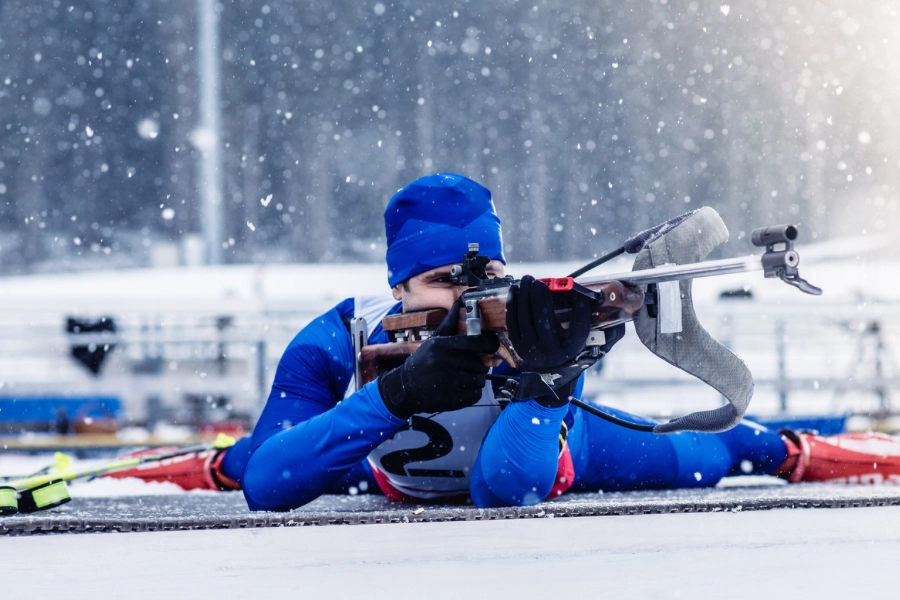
3 506 899 599
4 450 900 598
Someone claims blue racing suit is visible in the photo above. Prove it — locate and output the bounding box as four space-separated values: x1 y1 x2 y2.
221 297 787 511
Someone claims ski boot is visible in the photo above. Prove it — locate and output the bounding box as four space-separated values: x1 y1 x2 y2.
103 447 241 491
774 430 900 484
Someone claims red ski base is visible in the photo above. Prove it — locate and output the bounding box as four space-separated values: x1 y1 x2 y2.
777 432 900 484
104 447 240 491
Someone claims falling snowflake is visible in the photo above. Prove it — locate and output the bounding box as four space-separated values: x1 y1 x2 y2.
137 118 160 140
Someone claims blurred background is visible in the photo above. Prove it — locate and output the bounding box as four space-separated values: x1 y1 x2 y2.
0 0 898 451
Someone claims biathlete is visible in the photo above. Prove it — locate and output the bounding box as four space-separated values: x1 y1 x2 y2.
108 173 900 509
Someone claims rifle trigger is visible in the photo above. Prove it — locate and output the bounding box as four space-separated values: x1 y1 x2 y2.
498 377 518 401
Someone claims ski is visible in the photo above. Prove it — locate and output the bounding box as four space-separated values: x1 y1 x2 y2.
0 433 236 515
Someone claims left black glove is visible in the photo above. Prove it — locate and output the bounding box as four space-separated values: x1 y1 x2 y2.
378 299 499 420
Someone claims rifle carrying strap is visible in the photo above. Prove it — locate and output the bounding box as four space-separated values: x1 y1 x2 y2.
631 207 754 434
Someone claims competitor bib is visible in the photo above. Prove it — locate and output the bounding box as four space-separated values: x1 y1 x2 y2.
367 383 501 501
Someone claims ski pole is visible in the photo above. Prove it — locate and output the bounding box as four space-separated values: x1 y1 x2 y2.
0 451 74 483
0 433 239 519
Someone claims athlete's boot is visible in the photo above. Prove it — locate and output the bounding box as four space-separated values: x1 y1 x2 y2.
774 430 900 484
103 447 241 491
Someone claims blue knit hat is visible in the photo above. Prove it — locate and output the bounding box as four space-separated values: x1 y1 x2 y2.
384 173 505 287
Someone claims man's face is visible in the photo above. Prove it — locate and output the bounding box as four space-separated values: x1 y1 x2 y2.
392 260 506 313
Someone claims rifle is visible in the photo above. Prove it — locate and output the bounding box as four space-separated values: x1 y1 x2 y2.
356 207 821 434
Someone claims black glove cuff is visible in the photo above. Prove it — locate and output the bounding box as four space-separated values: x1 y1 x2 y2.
551 378 580 407
511 372 570 409
532 392 569 409
378 367 412 420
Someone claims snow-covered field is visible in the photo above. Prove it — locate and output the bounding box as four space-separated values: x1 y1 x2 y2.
3 506 899 599
3 449 898 599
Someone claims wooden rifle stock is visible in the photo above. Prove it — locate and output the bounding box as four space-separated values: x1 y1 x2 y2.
358 309 445 385
356 279 644 386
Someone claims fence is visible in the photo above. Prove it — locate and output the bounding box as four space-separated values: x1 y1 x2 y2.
585 297 900 424
0 296 898 433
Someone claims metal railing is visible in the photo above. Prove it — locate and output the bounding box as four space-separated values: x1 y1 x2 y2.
0 297 898 431
584 298 900 421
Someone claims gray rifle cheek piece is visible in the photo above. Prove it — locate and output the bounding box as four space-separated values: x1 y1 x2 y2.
631 206 754 434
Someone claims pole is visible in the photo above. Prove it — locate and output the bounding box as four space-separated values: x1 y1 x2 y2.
776 318 788 412
197 0 223 264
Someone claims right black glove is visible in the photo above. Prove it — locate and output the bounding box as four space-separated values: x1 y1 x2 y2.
505 275 600 408
506 275 592 371
378 304 500 420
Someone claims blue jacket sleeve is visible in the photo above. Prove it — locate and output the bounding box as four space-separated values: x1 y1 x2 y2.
241 300 406 511
469 399 568 508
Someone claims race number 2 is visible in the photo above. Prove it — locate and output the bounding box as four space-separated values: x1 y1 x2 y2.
379 416 465 478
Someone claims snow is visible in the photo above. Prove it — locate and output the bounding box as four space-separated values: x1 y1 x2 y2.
53 476 193 498
2 506 898 598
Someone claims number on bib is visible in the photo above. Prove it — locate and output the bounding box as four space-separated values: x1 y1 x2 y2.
380 416 465 478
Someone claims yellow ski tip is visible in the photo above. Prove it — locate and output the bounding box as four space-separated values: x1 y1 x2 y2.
51 452 74 473
213 433 237 449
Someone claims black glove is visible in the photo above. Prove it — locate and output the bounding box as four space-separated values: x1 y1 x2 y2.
503 275 593 408
506 275 592 371
378 302 500 420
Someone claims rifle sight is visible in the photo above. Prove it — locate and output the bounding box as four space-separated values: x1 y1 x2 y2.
751 224 798 248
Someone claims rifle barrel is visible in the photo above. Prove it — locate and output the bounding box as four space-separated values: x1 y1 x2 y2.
575 254 763 287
